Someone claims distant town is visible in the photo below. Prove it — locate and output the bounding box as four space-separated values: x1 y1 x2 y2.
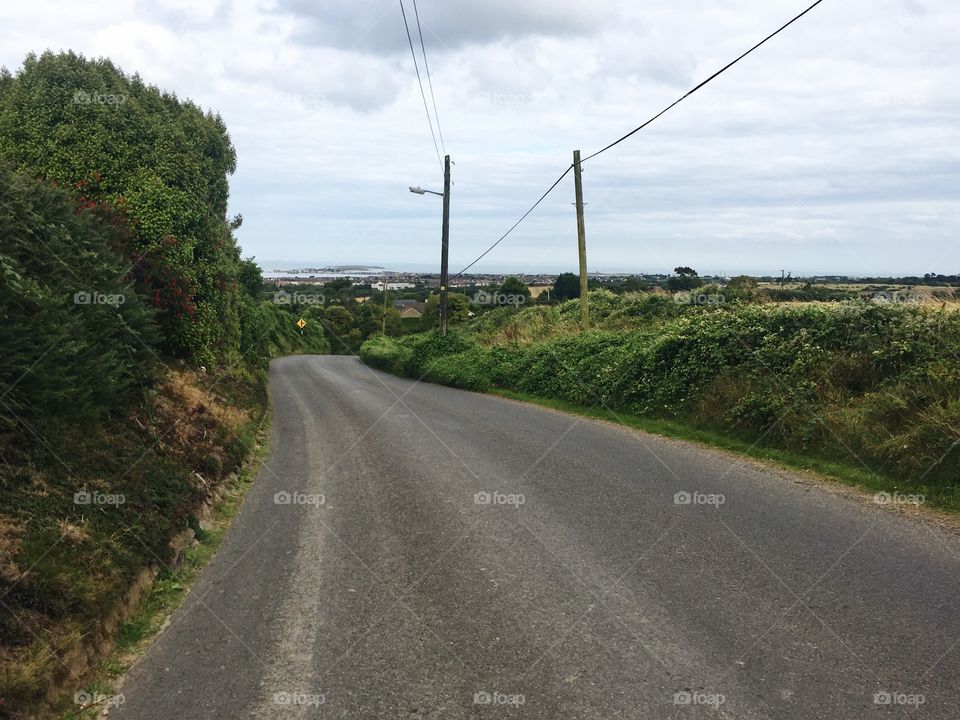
267 266 960 289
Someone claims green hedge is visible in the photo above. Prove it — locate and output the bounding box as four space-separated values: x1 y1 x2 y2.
0 165 159 426
0 51 241 365
360 299 960 492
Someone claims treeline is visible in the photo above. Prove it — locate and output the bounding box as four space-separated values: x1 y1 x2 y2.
270 279 481 354
858 274 960 286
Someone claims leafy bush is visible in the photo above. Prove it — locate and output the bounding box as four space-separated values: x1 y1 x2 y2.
0 55 333 715
0 51 242 365
238 298 330 369
360 294 960 495
0 165 159 426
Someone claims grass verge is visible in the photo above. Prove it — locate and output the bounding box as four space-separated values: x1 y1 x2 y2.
56 413 271 720
361 297 960 513
492 389 958 513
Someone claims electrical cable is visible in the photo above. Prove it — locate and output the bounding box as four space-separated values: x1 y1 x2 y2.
400 0 443 169
454 165 573 277
412 0 446 155
452 0 827 274
582 0 826 162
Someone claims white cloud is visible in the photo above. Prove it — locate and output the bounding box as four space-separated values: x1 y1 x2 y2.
0 0 957 275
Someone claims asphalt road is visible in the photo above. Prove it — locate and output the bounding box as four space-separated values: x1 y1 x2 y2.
114 355 960 719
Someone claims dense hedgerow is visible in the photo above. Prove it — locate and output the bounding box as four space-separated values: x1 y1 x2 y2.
0 165 328 430
361 294 960 491
0 51 331 428
0 54 330 714
0 163 328 714
0 51 242 366
0 165 160 426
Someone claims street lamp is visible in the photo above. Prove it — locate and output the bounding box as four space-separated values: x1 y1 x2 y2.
409 186 443 197
409 154 451 334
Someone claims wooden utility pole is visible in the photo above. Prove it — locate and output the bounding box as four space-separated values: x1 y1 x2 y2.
440 154 451 334
382 274 388 335
573 150 589 328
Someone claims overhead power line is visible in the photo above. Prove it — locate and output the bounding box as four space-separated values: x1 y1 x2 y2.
582 0 826 162
412 0 445 155
399 0 442 170
452 0 827 275
454 165 573 277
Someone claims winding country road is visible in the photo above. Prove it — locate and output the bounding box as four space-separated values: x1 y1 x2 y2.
114 355 960 719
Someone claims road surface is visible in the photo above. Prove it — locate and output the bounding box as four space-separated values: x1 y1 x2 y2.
114 355 960 719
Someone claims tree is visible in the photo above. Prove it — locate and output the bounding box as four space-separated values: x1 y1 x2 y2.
356 302 401 338
667 267 702 292
0 50 241 365
321 305 354 337
498 276 531 301
725 275 759 302
237 258 264 298
552 272 580 301
323 278 353 301
420 292 471 329
320 305 361 353
620 276 649 293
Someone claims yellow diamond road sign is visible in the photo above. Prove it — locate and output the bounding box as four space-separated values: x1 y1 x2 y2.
296 318 307 329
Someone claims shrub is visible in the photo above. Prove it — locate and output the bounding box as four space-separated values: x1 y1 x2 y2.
0 51 241 365
360 295 960 492
0 165 159 426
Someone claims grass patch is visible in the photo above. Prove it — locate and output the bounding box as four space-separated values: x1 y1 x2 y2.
0 363 273 719
492 389 957 512
56 413 271 720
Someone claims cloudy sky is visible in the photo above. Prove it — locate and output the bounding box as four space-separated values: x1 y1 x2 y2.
2 0 957 275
